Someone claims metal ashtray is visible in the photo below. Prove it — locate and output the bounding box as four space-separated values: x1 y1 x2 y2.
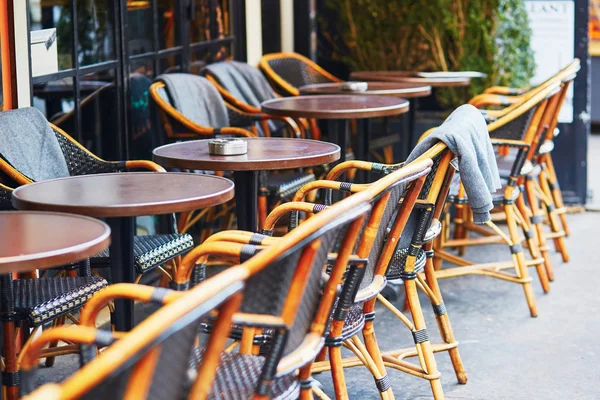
208 138 248 155
341 81 368 92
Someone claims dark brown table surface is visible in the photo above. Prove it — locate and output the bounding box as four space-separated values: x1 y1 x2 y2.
0 211 110 273
261 95 410 120
349 71 471 87
11 172 234 217
299 82 432 98
153 138 341 171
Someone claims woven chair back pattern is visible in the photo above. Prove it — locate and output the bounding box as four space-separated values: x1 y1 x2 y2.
53 129 121 176
0 185 12 210
267 57 337 89
488 108 536 141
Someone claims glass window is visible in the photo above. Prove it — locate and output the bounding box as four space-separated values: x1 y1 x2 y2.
29 0 74 70
77 0 116 66
32 77 75 121
127 0 154 55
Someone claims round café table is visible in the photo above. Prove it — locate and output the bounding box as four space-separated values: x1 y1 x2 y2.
349 71 472 87
262 95 409 169
0 211 111 399
12 172 234 331
153 138 340 232
298 82 432 166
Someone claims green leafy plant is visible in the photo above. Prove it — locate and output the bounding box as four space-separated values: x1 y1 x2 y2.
320 0 535 108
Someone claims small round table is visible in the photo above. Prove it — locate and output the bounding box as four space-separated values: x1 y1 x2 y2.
12 172 234 331
0 211 111 398
299 82 432 98
153 138 340 232
298 83 432 163
0 211 111 273
262 95 409 167
349 71 472 87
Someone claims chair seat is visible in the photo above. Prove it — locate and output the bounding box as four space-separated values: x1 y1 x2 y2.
265 171 316 198
192 351 298 400
342 303 365 340
447 179 521 206
91 234 194 274
13 276 107 326
385 248 427 281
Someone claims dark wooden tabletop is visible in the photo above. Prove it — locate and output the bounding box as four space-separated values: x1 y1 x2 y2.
11 172 234 217
299 82 432 98
0 211 111 273
261 95 410 119
349 71 471 87
154 138 340 171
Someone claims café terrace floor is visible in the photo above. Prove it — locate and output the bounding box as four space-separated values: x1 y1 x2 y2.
38 135 600 399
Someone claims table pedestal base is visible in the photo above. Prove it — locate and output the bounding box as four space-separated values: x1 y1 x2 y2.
234 171 258 232
107 217 136 332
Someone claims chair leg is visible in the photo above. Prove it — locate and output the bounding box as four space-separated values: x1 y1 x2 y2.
2 319 18 400
404 278 444 399
298 365 316 400
505 201 538 317
326 319 350 400
422 245 467 384
515 194 552 289
538 168 570 262
361 300 395 399
543 155 570 237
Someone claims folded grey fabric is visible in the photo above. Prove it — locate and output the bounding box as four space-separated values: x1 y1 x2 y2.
155 73 229 128
0 107 69 181
406 104 501 224
203 61 278 134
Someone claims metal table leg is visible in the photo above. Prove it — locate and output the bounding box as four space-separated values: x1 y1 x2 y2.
107 217 136 332
233 170 259 232
327 119 349 165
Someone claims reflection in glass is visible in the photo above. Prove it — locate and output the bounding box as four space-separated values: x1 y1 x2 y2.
127 0 153 55
29 0 115 70
32 77 75 121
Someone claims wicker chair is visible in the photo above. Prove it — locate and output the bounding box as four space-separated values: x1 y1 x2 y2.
63 184 373 399
264 158 442 399
201 60 304 137
258 52 342 97
471 60 580 263
19 268 246 400
434 83 566 318
0 109 194 284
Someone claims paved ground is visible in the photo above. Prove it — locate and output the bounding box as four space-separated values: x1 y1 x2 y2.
37 136 600 399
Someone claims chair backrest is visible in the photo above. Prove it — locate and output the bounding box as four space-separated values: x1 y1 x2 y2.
259 52 342 96
202 60 277 111
21 268 246 399
153 73 230 128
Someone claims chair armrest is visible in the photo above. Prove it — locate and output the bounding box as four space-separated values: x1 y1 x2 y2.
490 138 530 148
261 201 331 233
469 93 520 108
277 333 324 376
80 284 184 328
258 114 302 138
177 241 263 286
203 230 281 246
483 86 526 95
292 179 368 202
125 160 166 172
326 160 402 181
20 326 119 370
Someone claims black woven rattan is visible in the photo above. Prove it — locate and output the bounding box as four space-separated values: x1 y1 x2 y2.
53 129 122 176
13 276 107 326
266 57 336 89
488 109 536 141
266 171 316 198
0 186 12 210
91 234 194 274
385 248 427 281
207 353 299 400
447 178 520 206
226 107 256 129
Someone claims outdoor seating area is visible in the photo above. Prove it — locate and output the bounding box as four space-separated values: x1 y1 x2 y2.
0 1 596 399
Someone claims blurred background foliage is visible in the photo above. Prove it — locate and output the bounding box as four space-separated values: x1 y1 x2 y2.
319 0 535 108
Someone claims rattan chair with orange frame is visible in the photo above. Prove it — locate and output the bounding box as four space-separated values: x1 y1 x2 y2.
19 267 246 400
73 188 372 398
470 60 580 261
258 52 342 97
432 83 566 318
286 143 466 400
201 60 306 137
